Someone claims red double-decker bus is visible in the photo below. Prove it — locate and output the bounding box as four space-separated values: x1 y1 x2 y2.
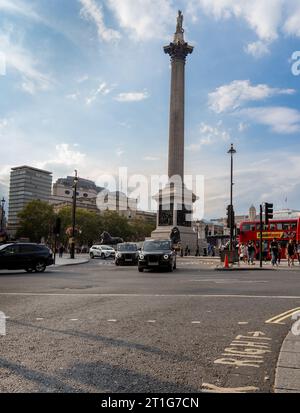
239 218 300 259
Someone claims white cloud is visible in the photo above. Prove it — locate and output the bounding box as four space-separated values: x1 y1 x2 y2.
106 0 174 41
189 0 300 56
0 0 39 19
86 82 114 105
39 144 86 169
79 0 121 42
241 106 300 134
187 122 230 151
0 31 52 94
245 41 270 58
209 80 295 113
115 91 149 102
143 156 160 161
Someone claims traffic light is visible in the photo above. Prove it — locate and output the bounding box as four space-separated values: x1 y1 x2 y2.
264 203 273 225
226 205 235 229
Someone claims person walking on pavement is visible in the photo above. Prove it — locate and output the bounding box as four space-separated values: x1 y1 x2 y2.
297 243 300 266
247 241 255 265
287 240 296 267
262 241 268 263
270 238 279 267
58 245 64 258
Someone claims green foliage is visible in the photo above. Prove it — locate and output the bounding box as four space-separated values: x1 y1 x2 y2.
17 202 155 246
17 200 55 243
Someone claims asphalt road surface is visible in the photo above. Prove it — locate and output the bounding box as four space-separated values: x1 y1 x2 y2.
0 259 299 393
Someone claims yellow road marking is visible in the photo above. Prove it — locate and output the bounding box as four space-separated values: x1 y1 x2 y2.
265 307 300 325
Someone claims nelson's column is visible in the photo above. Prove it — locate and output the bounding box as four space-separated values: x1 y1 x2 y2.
152 11 197 252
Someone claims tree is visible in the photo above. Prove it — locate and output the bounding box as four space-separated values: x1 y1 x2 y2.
101 211 132 240
57 207 103 247
129 218 156 242
17 200 55 243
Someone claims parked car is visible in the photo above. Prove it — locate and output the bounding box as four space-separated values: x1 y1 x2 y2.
138 239 176 272
115 243 139 266
0 243 54 273
89 245 116 259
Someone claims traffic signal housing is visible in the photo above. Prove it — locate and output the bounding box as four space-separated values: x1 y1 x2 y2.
226 205 235 229
264 203 273 225
53 217 61 236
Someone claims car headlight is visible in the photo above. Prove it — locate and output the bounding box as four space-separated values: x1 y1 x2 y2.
116 253 122 258
139 254 145 260
164 254 170 260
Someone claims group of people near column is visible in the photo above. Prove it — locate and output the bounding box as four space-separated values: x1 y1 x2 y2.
238 239 300 267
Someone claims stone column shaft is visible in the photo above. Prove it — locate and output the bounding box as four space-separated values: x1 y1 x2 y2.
168 57 185 180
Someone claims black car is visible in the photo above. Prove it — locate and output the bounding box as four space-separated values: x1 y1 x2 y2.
138 240 176 272
115 243 139 266
0 243 54 273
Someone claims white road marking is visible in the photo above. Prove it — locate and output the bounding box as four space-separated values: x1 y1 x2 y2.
191 321 201 324
107 319 117 322
202 383 259 393
147 320 156 323
36 318 44 321
70 319 78 321
238 322 249 325
0 293 299 299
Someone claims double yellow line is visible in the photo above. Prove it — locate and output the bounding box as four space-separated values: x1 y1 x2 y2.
265 307 300 325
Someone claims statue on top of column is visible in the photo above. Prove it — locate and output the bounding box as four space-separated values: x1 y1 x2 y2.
176 10 184 34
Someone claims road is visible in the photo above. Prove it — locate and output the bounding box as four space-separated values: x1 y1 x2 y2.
0 258 299 393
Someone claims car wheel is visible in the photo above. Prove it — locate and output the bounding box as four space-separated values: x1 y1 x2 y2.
35 261 46 273
138 267 144 273
90 253 94 259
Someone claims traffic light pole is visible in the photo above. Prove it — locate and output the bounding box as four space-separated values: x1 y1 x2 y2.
260 204 263 268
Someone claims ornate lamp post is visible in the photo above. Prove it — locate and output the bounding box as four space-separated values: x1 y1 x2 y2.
70 170 79 259
0 197 5 233
227 144 237 253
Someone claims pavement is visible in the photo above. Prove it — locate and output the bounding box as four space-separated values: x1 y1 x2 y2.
0 258 299 393
275 331 300 392
52 254 90 267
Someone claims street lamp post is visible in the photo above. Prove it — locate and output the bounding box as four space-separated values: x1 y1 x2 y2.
70 170 79 259
227 144 236 253
0 197 5 233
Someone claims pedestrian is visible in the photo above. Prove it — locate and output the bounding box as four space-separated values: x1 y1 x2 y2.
185 246 189 257
247 241 255 265
270 238 279 267
287 240 296 267
297 243 300 266
58 245 64 258
195 246 200 257
262 241 268 263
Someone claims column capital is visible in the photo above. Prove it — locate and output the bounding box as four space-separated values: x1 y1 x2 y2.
164 42 194 62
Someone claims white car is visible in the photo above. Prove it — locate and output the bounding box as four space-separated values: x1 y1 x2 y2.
89 245 116 259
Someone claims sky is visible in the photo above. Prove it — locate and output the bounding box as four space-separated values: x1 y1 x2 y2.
1 0 300 218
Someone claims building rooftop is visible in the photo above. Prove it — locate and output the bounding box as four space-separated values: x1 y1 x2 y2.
11 165 52 175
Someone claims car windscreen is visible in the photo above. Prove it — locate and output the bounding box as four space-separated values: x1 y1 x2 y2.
102 246 114 250
143 241 171 251
0 244 10 251
117 244 137 252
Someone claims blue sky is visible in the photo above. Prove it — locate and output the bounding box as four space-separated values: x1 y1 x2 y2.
1 0 300 218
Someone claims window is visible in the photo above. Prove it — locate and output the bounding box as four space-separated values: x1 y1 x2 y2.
283 223 290 230
270 224 276 230
242 224 250 231
277 223 283 230
20 245 38 253
65 190 70 195
3 245 20 255
83 193 88 198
